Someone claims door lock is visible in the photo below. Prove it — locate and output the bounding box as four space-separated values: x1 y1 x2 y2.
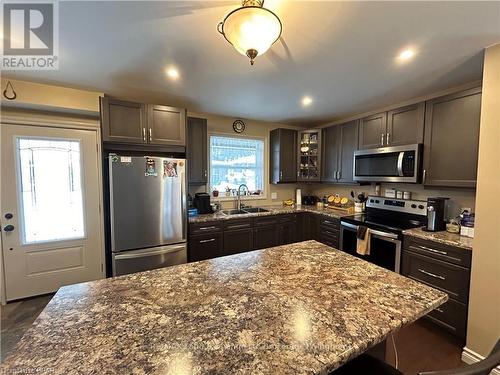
3 225 14 232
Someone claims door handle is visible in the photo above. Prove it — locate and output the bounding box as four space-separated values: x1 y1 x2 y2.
3 225 15 232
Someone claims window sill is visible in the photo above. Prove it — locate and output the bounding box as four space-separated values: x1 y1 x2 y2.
210 195 267 202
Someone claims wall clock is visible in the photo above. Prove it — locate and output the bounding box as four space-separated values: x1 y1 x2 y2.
233 119 246 133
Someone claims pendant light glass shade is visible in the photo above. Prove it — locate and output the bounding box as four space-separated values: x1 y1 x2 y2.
218 3 282 65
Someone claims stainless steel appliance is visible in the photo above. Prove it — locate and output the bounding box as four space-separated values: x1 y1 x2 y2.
353 144 422 183
340 196 428 273
109 155 187 276
426 197 449 231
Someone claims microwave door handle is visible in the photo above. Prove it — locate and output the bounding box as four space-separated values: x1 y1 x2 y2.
397 152 404 177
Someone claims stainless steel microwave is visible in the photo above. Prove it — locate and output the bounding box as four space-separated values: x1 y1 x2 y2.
353 144 422 183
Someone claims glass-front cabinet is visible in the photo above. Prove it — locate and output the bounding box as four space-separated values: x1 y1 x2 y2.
297 130 321 181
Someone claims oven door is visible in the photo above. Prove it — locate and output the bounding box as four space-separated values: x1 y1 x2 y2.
353 144 421 183
340 222 402 273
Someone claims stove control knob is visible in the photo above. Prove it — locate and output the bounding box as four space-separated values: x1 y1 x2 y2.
370 199 374 203
411 204 417 208
375 200 380 203
418 204 425 209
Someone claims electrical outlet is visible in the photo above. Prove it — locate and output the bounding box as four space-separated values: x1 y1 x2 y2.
271 192 278 200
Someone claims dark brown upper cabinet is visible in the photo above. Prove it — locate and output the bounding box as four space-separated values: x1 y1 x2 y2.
359 104 424 149
100 97 147 144
387 102 425 146
321 125 339 183
270 128 297 184
321 120 359 184
337 120 359 183
101 97 186 147
297 129 321 182
147 105 186 146
187 117 208 185
358 112 387 149
423 87 482 188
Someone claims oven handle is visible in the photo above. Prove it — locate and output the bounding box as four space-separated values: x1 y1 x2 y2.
397 152 405 177
340 222 400 240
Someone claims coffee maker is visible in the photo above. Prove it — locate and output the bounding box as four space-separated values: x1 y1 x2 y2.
426 197 448 231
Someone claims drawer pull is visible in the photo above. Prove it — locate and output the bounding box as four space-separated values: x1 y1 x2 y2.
227 224 251 229
409 245 462 262
199 226 217 231
199 238 216 243
414 245 447 256
323 220 336 225
436 308 444 313
418 268 446 281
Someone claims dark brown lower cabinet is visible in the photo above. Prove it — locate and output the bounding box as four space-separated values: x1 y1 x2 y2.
223 229 253 256
189 232 224 262
253 225 277 250
309 214 322 242
188 212 332 261
277 221 297 245
402 236 471 343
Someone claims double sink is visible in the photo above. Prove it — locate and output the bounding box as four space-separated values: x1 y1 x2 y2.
221 207 269 216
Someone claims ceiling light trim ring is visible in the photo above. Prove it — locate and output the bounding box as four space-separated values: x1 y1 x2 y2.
217 5 283 63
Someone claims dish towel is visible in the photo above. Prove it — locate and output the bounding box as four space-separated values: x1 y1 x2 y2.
356 226 371 256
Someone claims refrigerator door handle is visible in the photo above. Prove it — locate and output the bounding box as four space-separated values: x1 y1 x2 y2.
114 244 186 260
181 170 187 240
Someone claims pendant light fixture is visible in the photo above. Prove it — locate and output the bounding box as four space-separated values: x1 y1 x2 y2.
218 0 282 65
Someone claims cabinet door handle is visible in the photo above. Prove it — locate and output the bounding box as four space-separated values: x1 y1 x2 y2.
149 128 152 142
422 169 427 184
204 170 207 178
142 128 146 142
436 308 444 313
418 268 446 281
199 226 216 231
381 133 385 146
280 171 283 180
411 245 447 256
337 170 341 180
386 132 390 145
297 171 300 177
199 238 216 243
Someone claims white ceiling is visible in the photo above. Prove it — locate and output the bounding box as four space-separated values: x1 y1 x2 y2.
6 1 500 125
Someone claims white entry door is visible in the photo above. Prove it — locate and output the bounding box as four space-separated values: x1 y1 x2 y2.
1 123 103 301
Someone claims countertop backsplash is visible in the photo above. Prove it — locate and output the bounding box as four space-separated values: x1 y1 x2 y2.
305 183 476 220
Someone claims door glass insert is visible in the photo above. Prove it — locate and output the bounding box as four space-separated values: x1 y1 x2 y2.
17 138 85 244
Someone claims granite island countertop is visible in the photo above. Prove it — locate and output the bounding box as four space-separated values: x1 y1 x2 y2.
403 227 473 250
1 241 447 375
189 205 351 223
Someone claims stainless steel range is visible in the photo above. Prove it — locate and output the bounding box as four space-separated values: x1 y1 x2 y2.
340 196 428 273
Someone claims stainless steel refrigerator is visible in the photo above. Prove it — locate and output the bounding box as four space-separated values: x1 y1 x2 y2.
109 155 187 276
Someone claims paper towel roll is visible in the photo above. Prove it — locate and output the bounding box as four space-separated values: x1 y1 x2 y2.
296 188 302 206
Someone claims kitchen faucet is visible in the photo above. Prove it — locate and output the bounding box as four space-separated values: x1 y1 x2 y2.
237 184 249 210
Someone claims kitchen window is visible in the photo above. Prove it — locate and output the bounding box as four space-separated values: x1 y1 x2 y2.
209 135 265 197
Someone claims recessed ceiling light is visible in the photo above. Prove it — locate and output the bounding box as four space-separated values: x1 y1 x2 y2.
397 48 416 62
301 96 313 107
166 67 179 80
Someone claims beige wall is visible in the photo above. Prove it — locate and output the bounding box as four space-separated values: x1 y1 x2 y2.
465 44 500 357
187 111 307 209
0 78 102 114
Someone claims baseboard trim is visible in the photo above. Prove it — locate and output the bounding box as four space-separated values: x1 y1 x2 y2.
462 347 500 374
